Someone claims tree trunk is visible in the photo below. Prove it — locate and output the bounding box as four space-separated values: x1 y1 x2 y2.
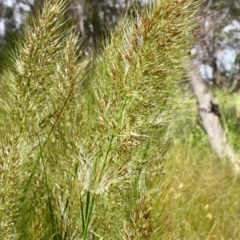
188 61 240 174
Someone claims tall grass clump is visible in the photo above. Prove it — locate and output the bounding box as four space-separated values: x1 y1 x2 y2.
76 0 199 238
0 0 87 238
0 0 199 239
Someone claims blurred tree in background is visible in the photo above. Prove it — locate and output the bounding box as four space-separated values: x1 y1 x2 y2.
1 0 240 89
68 0 150 53
0 0 146 50
193 0 240 90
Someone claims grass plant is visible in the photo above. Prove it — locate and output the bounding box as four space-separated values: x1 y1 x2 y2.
0 0 88 238
0 0 201 239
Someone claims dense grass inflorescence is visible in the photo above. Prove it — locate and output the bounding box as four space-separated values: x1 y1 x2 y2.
0 0 199 239
0 0 87 238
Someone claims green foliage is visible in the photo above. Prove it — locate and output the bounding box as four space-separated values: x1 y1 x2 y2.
0 31 20 74
162 97 240 239
0 0 199 239
144 82 240 239
213 88 240 153
0 0 87 238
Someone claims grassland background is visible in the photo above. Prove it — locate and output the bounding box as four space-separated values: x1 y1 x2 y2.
162 87 240 239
